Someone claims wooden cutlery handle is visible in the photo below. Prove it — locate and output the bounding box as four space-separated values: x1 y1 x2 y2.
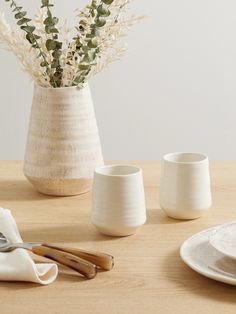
42 243 114 271
32 245 97 279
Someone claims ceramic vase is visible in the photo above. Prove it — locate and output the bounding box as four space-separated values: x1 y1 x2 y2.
23 84 104 196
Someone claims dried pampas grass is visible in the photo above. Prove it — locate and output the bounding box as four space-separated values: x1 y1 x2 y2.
1 0 143 88
0 13 50 87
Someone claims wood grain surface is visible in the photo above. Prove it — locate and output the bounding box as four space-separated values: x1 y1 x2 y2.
0 161 236 314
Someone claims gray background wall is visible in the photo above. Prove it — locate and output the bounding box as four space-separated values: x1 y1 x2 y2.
0 0 235 160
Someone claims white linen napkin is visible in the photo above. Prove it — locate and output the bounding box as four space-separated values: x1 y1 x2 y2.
0 208 58 285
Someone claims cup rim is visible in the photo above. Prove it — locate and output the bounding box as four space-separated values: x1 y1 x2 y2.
94 164 142 177
163 152 208 164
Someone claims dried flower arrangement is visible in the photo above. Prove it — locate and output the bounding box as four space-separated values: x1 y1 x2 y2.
0 0 142 88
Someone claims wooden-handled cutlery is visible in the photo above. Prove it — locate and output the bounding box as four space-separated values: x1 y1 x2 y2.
0 233 114 279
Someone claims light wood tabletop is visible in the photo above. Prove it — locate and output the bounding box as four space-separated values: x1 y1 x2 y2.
0 161 236 314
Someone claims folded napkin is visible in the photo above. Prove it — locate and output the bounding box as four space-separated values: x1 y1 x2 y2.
0 208 58 285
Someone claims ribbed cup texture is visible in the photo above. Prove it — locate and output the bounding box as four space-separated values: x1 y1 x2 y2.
160 154 212 219
92 168 146 236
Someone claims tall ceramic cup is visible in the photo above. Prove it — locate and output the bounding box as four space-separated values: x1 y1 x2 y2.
92 165 146 236
160 153 212 220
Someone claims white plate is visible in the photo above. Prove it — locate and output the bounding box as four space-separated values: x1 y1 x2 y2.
180 226 236 286
209 221 236 260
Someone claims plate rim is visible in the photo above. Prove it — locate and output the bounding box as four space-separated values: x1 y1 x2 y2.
180 225 236 286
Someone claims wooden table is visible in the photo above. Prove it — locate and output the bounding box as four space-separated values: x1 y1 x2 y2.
0 161 236 314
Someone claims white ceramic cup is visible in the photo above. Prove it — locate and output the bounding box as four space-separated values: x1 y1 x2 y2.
92 165 146 236
160 152 212 220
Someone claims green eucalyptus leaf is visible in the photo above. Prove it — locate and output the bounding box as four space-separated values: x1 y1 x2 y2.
17 18 31 25
21 25 36 33
91 0 97 9
51 59 59 68
46 39 57 51
83 51 96 63
45 25 59 34
15 11 27 19
52 50 62 59
43 17 52 25
88 38 98 48
95 18 106 27
55 41 62 49
73 74 83 84
97 5 110 17
50 28 59 34
41 0 49 7
52 17 59 25
90 27 100 37
44 16 58 26
102 0 114 4
87 50 96 61
79 63 91 70
40 61 48 67
45 25 51 34
26 33 35 44
73 79 80 85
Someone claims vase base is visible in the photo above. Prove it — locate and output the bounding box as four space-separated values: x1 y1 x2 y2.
25 175 92 196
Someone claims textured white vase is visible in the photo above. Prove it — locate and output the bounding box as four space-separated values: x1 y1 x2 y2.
23 84 104 196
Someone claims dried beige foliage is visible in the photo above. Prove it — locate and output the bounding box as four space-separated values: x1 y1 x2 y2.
0 0 143 88
0 13 50 87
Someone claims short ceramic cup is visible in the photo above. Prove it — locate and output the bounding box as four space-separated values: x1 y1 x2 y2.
160 152 212 220
92 165 146 236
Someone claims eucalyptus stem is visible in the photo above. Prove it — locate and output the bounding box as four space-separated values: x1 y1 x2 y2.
72 0 115 86
41 0 63 87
